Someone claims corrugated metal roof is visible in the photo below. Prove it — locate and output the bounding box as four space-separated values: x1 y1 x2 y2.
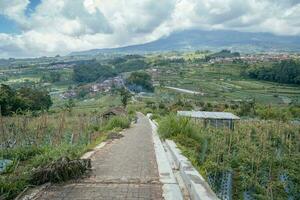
177 111 240 120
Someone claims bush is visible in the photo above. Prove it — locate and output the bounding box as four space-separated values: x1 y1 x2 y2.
0 146 45 161
142 108 153 115
126 105 137 121
158 114 198 139
104 116 130 131
158 115 300 199
256 106 292 121
0 144 89 200
0 176 28 200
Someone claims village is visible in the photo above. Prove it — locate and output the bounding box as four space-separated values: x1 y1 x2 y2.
209 52 300 64
60 76 124 99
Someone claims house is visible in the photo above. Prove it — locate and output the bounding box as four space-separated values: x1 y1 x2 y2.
101 107 127 119
177 111 240 130
90 76 124 93
60 90 76 99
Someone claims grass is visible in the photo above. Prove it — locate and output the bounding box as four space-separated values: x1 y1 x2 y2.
0 144 89 199
158 114 300 199
104 116 130 131
0 107 132 199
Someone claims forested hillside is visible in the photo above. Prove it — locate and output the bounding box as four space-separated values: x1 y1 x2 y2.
246 60 300 85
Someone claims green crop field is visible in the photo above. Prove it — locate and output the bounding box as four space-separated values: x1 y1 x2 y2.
151 58 300 105
0 51 299 200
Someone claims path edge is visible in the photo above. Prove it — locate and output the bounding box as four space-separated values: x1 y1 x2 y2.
147 114 184 200
147 114 219 200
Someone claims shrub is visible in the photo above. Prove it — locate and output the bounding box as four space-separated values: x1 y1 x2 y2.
256 106 292 121
0 176 28 200
104 116 130 131
158 114 198 139
0 146 45 161
158 115 300 199
142 108 153 115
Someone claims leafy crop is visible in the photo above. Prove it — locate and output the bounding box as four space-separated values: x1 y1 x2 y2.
158 114 300 199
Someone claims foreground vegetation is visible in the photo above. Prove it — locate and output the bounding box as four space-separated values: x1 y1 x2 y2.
1 50 299 200
158 115 300 199
0 107 131 199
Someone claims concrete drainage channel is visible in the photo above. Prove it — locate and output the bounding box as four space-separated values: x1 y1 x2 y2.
147 114 219 200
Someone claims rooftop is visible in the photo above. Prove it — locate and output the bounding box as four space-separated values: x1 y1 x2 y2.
177 111 240 120
102 107 126 117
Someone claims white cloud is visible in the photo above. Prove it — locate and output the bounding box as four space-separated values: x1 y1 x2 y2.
0 0 30 26
0 0 300 57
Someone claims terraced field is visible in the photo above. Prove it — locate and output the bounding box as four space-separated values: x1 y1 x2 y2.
153 61 300 105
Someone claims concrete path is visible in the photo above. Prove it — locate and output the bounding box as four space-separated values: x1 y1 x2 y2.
36 113 163 200
165 86 204 95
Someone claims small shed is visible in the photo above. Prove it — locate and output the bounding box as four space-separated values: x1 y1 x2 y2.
102 107 126 119
177 111 240 130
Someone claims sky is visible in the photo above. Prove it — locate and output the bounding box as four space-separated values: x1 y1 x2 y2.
0 0 300 58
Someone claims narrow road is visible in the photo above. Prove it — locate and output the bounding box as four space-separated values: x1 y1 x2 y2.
36 113 163 200
165 86 204 95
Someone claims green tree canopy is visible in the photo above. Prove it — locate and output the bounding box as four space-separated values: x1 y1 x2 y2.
126 72 154 93
0 84 52 116
73 60 116 83
246 60 300 85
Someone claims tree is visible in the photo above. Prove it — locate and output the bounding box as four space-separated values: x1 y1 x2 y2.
49 71 62 82
77 87 89 99
64 99 75 112
108 55 148 73
238 99 256 116
0 84 52 116
0 84 16 115
41 71 62 83
73 60 115 83
119 87 131 108
126 72 154 93
246 60 300 85
17 87 52 111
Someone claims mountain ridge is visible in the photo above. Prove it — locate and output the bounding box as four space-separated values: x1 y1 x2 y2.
70 29 300 55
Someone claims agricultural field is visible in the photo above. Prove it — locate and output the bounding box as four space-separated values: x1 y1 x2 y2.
151 59 300 105
158 115 300 199
0 92 134 199
0 51 299 199
146 52 300 199
0 57 135 199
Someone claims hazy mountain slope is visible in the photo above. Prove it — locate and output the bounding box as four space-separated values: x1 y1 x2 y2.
71 30 300 55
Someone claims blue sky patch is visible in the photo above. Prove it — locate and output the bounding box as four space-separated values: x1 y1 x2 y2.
25 0 42 17
0 15 20 34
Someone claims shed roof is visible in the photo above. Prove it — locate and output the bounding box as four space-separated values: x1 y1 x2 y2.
177 111 240 120
102 107 126 117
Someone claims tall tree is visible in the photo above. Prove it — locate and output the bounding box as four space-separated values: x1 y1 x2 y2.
119 87 131 108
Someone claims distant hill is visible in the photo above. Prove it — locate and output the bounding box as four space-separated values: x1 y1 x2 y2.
70 30 300 55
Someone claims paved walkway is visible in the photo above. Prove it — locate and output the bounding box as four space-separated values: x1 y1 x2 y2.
36 113 163 200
